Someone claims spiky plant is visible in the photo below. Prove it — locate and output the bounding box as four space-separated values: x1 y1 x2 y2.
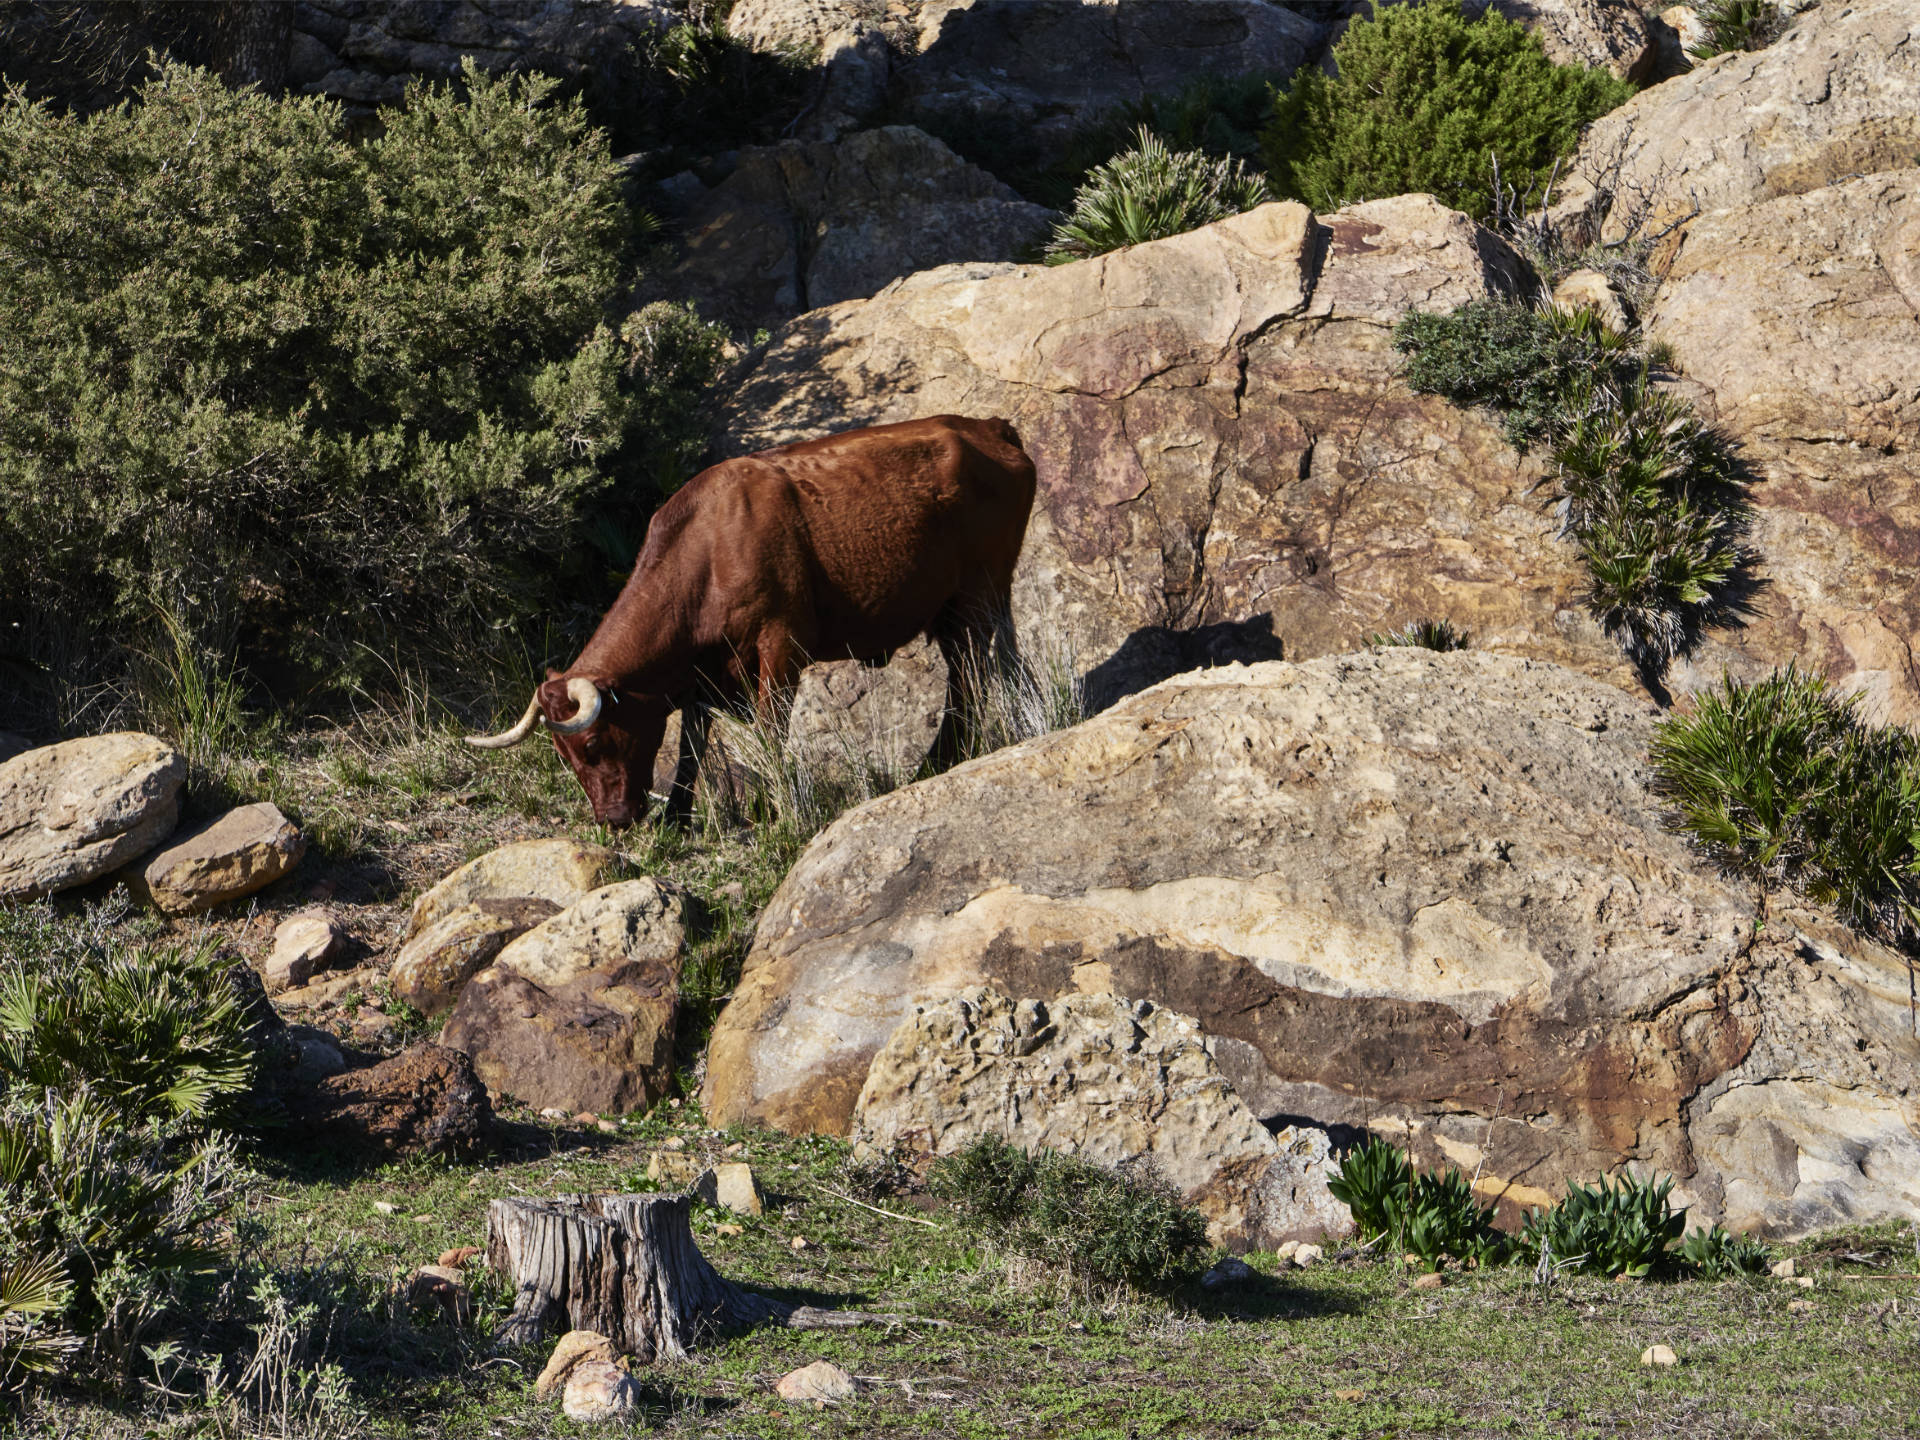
1678 1223 1772 1278
1519 1172 1687 1278
0 1252 76 1395
1550 368 1746 663
1688 0 1790 58
1045 126 1272 263
1327 1138 1505 1270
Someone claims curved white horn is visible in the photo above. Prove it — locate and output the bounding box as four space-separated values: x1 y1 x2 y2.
466 691 544 750
547 677 604 735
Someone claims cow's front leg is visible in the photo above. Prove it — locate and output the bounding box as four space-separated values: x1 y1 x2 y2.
666 700 709 827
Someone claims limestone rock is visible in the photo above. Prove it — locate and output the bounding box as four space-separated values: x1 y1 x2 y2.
852 989 1346 1250
693 1162 764 1218
775 1359 855 1406
648 1151 705 1189
703 650 1920 1236
389 898 560 1015
1641 1344 1679 1367
134 802 305 915
1557 0 1920 240
283 1043 493 1158
0 733 184 900
266 909 347 994
562 1358 640 1422
664 126 1055 332
441 881 687 1116
536 1329 614 1399
788 633 948 780
1551 267 1632 334
408 839 613 940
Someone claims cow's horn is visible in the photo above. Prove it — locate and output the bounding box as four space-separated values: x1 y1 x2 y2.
465 692 543 749
547 677 604 735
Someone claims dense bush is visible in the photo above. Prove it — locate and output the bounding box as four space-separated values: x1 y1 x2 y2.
0 60 725 708
1651 667 1920 945
1519 1172 1686 1277
1262 0 1633 222
1044 126 1272 263
930 1136 1211 1291
1326 1139 1504 1270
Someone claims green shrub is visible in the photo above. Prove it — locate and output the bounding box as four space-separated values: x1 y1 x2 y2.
1371 619 1469 651
1651 668 1920 944
1262 0 1634 222
1044 126 1272 263
0 1253 74 1398
1679 1223 1772 1279
1326 1138 1504 1270
1688 0 1791 58
0 60 725 705
1394 298 1634 453
930 1136 1210 1291
1520 1172 1686 1277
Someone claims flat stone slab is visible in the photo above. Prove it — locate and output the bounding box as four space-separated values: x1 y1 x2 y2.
135 801 305 914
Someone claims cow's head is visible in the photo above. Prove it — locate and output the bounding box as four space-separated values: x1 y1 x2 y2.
466 674 671 829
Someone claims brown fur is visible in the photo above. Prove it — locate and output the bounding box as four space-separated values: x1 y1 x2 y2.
535 415 1037 826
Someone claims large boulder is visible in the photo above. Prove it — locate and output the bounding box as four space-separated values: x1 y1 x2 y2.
663 126 1056 333
1646 170 1920 727
389 897 561 1015
407 839 614 940
852 988 1346 1250
133 802 306 915
442 881 687 1116
704 649 1920 1236
0 733 184 900
1555 0 1920 239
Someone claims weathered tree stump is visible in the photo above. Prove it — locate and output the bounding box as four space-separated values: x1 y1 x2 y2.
486 1193 896 1359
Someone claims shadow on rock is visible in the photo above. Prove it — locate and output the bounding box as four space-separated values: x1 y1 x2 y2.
1083 614 1285 713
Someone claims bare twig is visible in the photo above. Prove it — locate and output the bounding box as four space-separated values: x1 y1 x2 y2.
814 1184 941 1229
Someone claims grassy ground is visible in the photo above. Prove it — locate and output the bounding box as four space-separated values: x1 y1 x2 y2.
14 1105 1920 1439
10 705 1920 1439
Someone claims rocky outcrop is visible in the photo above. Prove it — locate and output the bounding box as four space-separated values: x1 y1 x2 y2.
288 0 673 111
390 897 560 1015
704 649 1920 1236
852 988 1346 1249
134 802 306 915
408 839 614 940
442 881 686 1116
664 126 1055 332
1557 0 1920 239
0 733 184 900
284 1043 494 1157
898 1 1321 156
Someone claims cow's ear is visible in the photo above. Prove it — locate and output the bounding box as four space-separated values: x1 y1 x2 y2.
544 666 563 680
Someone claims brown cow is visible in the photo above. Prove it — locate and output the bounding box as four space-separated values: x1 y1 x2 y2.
466 415 1037 827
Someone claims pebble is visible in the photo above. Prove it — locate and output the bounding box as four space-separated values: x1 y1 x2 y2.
1292 1243 1325 1268
372 1201 397 1215
1640 1344 1678 1368
439 1246 482 1268
562 1359 640 1422
1788 1299 1814 1314
1201 1257 1256 1290
1412 1272 1444 1290
714 1223 744 1238
789 1235 812 1252
1770 1256 1798 1278
1334 1388 1364 1402
775 1359 855 1407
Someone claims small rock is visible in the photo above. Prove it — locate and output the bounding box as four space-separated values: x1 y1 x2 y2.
1293 1243 1325 1268
1334 1388 1364 1402
1770 1257 1798 1279
1613 1271 1639 1284
1274 1240 1301 1263
1640 1344 1678 1368
541 1107 569 1121
1796 1275 1815 1289
351 1010 399 1048
775 1359 855 1407
694 1162 763 1217
407 1264 470 1324
573 1111 599 1126
1788 1299 1814 1314
714 1222 744 1238
266 909 347 993
562 1358 640 1422
1413 1272 1444 1291
662 1134 686 1150
723 1141 747 1156
439 1246 482 1269
410 1213 433 1223
373 1201 397 1215
648 1151 705 1189
535 1329 614 1398
135 802 305 915
1201 1257 1256 1290
789 1235 812 1252
1551 267 1633 335
597 1119 618 1134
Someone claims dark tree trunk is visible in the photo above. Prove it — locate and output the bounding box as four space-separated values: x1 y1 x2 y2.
486 1193 899 1359
218 0 291 92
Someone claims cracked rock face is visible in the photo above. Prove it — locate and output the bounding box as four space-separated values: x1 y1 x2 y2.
852 987 1348 1251
704 649 1920 1235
